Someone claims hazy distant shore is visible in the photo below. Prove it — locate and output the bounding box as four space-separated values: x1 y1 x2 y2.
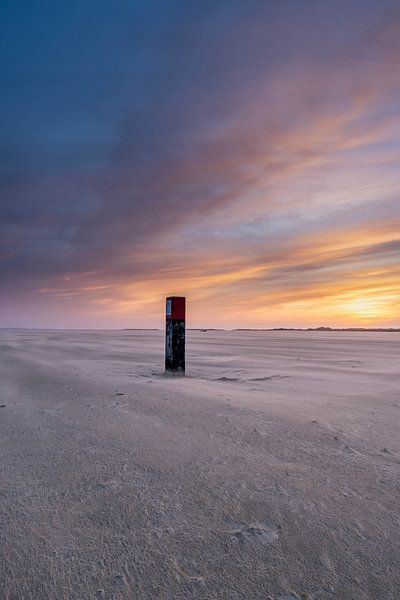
1 329 399 599
3 326 398 332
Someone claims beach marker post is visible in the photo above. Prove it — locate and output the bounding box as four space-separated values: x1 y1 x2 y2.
165 296 186 374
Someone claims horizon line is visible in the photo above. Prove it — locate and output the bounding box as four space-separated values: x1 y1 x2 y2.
1 326 399 332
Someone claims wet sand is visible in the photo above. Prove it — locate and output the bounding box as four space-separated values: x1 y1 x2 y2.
0 329 399 599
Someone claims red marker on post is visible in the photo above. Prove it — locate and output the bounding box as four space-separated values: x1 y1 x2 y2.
165 296 186 374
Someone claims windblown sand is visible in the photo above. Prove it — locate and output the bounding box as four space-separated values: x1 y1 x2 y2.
0 330 399 600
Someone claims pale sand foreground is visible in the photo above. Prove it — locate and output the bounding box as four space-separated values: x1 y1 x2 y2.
0 330 399 600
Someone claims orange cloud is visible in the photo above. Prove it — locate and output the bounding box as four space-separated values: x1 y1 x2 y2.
34 213 399 328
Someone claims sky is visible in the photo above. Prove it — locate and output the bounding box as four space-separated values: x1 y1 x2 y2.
1 0 399 329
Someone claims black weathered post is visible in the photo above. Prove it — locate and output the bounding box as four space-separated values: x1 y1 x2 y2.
165 296 186 374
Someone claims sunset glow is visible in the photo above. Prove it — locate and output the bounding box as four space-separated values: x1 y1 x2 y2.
1 1 399 328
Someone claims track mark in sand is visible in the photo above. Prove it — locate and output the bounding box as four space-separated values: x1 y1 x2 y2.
345 445 364 456
216 374 289 383
250 375 290 381
112 574 128 588
377 448 400 465
226 521 280 545
171 557 205 582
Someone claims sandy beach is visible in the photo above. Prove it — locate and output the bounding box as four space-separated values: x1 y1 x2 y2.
0 329 399 600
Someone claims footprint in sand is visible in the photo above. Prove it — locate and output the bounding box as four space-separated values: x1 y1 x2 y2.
228 521 280 545
112 574 127 588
